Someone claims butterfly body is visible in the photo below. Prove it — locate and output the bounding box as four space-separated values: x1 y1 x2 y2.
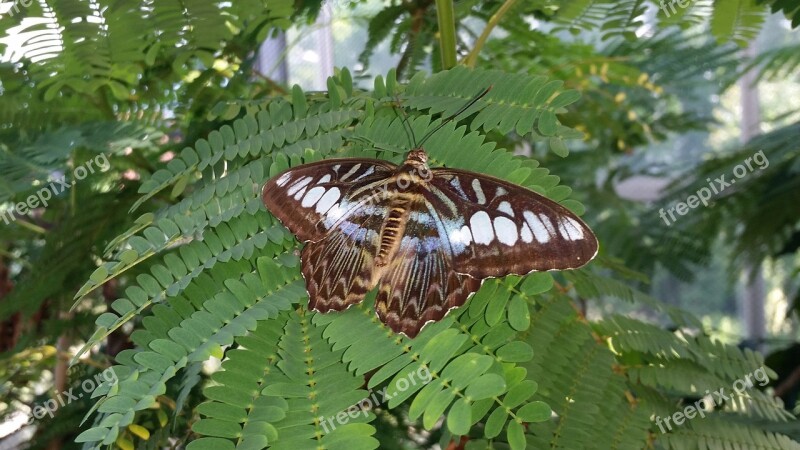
263 147 598 337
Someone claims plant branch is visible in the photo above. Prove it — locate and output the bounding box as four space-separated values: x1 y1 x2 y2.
397 4 428 78
463 0 517 67
774 365 800 398
435 0 457 69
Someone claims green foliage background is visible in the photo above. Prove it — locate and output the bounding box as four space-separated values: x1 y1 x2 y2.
0 1 799 449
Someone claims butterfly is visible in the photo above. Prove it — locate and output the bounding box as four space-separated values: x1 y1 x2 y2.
262 94 598 337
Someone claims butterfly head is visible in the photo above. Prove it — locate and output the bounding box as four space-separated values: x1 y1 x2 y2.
405 148 428 166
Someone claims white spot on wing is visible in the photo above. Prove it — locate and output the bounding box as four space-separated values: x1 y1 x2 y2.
470 211 494 244
301 186 326 208
558 217 585 241
493 216 518 245
472 179 486 204
354 165 375 181
449 177 467 198
540 213 557 235
340 164 361 181
498 201 514 216
520 223 533 243
317 174 332 184
496 186 508 197
449 225 473 245
323 203 346 226
315 187 341 213
276 173 291 187
523 211 551 243
287 176 312 196
293 186 308 200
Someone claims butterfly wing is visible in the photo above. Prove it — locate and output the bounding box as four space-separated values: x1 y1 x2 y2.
301 206 385 312
263 159 398 311
262 158 397 242
429 169 598 278
375 195 482 337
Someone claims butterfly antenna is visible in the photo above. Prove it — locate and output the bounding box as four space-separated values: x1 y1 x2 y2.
393 93 418 148
417 85 493 147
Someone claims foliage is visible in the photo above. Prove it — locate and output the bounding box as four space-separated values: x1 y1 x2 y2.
1 1 798 449
65 67 799 449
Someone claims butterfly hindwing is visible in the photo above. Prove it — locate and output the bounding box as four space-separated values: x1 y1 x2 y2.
301 205 386 312
262 158 397 242
429 169 598 278
375 195 481 337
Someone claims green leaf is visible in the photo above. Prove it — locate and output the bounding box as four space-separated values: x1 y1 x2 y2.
484 406 508 439
504 380 538 408
496 341 534 363
446 398 472 436
517 401 551 423
507 295 530 331
465 374 506 400
98 396 136 413
538 110 558 136
485 291 510 326
549 136 569 157
549 89 582 109
519 273 553 296
192 419 241 439
89 266 108 283
507 420 526 450
119 249 139 265
75 427 111 443
186 438 236 450
423 389 456 429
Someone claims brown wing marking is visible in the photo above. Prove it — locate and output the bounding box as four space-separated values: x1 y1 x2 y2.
374 198 481 337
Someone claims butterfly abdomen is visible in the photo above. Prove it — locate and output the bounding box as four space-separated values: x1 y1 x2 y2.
375 197 412 267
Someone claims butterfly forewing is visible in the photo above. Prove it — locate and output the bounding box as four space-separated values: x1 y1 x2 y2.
429 169 598 278
262 159 397 242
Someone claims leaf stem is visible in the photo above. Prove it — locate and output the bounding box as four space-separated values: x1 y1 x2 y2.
435 0 457 69
463 0 518 67
15 218 47 235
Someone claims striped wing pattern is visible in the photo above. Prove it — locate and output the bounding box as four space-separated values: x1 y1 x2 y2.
301 207 384 313
262 152 598 338
262 158 396 242
375 196 482 337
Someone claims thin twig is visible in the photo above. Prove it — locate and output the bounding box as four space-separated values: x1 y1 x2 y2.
463 0 518 67
774 365 800 398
